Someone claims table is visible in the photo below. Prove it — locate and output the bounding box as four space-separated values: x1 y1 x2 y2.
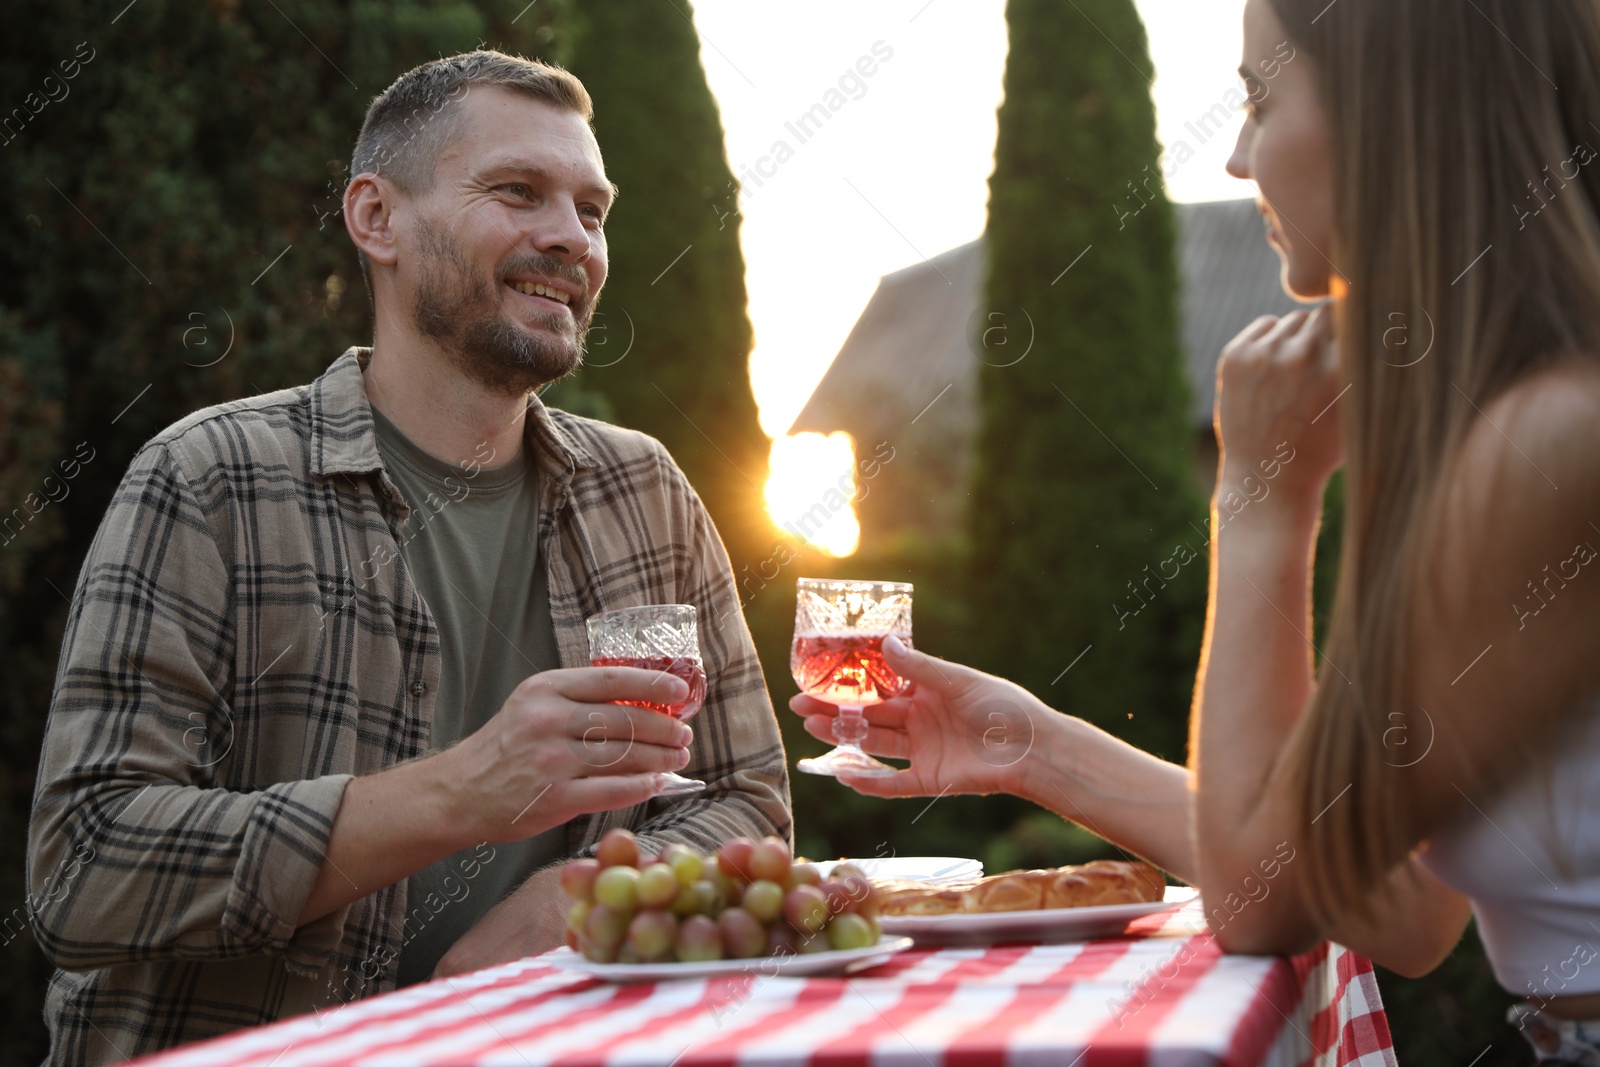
130 898 1394 1067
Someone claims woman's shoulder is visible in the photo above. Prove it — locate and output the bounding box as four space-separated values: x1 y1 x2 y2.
1448 360 1600 515
1469 361 1600 464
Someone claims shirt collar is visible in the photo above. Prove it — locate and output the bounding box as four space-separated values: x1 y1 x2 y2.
308 347 600 484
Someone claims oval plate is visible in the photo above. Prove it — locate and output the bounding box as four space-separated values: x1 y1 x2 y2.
544 936 915 984
879 886 1198 946
810 856 982 885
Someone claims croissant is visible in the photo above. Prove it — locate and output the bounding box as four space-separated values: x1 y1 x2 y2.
877 860 1165 916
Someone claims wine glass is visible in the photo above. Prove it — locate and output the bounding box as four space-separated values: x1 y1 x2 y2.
587 604 709 796
791 578 912 778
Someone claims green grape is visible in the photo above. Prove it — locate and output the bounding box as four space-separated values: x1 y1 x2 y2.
637 863 680 909
826 913 876 951
669 881 702 917
691 879 724 916
668 848 705 887
741 880 784 924
594 865 641 913
568 899 592 936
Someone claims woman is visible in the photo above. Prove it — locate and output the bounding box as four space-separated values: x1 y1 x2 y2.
791 0 1600 1051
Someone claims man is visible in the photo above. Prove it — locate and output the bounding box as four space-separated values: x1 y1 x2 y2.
26 50 790 1065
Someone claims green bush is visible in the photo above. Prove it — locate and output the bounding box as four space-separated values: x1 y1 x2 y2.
970 0 1205 767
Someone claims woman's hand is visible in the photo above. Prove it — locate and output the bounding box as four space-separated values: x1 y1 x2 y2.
788 636 1054 799
1215 304 1346 506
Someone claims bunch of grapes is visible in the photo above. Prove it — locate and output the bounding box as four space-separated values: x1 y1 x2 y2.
562 829 882 964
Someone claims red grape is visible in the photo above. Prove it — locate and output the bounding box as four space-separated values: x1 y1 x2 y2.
594 865 641 913
719 907 769 958
766 923 799 958
797 930 833 954
560 858 602 902
717 839 756 883
784 884 829 935
821 880 856 917
597 828 641 869
584 903 629 950
627 909 678 960
637 863 679 909
749 838 792 884
676 914 723 962
741 879 785 923
580 936 616 963
784 864 823 890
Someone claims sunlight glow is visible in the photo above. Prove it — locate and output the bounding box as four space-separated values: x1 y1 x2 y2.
764 432 861 557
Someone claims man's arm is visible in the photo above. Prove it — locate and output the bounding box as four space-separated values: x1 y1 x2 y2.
28 444 353 976
297 666 695 927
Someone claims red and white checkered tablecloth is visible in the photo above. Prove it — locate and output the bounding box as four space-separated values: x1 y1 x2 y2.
130 899 1394 1067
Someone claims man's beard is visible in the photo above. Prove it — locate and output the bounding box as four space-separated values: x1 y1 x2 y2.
411 220 596 396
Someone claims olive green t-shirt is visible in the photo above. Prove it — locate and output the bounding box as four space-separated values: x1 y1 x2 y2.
370 407 566 986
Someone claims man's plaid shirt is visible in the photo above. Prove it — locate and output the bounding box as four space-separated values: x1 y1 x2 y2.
27 348 792 1065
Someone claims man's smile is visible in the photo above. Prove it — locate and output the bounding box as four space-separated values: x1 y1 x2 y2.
504 274 576 315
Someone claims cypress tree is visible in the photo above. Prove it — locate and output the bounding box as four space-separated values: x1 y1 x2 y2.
970 0 1205 762
561 2 769 570
0 1 572 1053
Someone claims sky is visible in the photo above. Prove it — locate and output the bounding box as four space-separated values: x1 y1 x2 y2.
688 0 1256 553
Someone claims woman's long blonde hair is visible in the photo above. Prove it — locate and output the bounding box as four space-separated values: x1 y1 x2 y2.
1271 0 1600 922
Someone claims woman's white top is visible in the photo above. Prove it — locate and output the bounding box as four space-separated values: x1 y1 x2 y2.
1420 695 1600 999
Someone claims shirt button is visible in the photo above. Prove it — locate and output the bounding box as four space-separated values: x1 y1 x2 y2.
412 681 427 697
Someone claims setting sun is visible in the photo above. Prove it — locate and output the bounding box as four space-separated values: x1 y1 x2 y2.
763 432 861 557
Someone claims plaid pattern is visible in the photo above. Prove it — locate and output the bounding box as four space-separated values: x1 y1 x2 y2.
121 900 1395 1067
27 348 791 1066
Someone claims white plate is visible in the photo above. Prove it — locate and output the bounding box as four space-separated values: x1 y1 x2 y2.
810 856 983 886
543 936 915 983
879 885 1198 946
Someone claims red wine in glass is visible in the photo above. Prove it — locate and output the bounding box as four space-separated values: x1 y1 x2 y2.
586 604 707 795
791 578 912 779
790 634 909 707
588 655 707 720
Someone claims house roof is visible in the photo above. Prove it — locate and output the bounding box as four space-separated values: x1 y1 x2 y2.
788 198 1303 438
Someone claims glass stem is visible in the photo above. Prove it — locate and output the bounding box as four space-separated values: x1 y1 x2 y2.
833 705 869 748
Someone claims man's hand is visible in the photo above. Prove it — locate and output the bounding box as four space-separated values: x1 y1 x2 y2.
439 666 695 845
297 665 691 928
432 865 569 980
